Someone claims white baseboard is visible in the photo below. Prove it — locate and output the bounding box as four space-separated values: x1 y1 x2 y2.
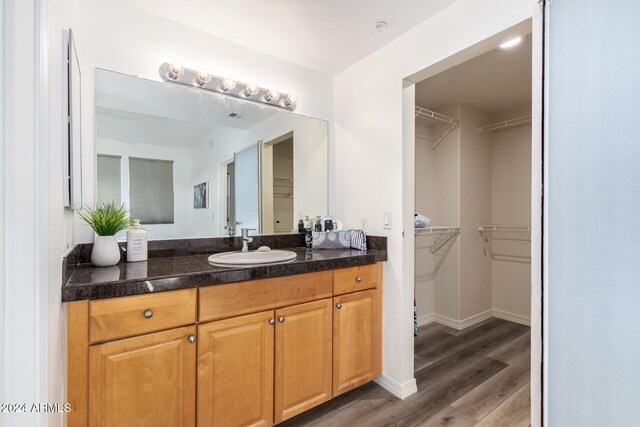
374 375 417 400
492 309 531 326
459 309 494 329
416 313 435 327
418 309 530 330
432 313 461 329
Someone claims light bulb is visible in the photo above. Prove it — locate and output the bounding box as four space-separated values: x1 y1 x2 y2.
263 89 280 103
195 71 211 87
241 83 259 97
281 94 298 108
167 62 183 80
219 77 236 92
500 36 522 49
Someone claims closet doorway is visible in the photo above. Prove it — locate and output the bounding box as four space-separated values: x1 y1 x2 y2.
412 31 533 425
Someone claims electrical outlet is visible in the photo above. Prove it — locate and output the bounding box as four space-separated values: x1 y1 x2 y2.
360 217 368 232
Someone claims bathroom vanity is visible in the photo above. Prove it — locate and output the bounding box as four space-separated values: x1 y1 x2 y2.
63 238 386 426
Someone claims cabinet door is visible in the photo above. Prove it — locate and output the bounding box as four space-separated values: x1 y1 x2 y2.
88 326 196 427
333 289 382 396
274 299 333 423
198 310 275 427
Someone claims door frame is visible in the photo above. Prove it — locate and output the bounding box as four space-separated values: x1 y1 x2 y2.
401 14 544 425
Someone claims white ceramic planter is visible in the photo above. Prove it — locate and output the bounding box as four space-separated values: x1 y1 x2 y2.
91 235 121 267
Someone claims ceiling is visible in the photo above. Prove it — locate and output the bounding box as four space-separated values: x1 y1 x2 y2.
117 0 456 74
415 35 532 115
96 107 220 149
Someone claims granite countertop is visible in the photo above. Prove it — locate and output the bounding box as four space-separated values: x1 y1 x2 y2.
62 235 387 302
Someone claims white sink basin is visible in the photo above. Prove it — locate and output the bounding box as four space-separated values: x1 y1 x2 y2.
208 249 297 266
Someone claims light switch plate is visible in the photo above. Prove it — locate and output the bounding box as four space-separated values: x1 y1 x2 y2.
383 211 392 230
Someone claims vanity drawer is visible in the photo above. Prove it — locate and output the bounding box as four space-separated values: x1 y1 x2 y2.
333 263 382 295
199 271 333 322
89 288 196 343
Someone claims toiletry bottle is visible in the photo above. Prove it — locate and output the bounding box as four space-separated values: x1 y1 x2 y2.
126 219 148 262
324 219 334 231
303 215 311 230
314 216 323 232
298 218 305 233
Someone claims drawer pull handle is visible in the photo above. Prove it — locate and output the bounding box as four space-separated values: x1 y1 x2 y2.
143 309 153 319
188 335 197 344
269 318 275 325
278 316 285 323
355 277 362 283
336 303 342 309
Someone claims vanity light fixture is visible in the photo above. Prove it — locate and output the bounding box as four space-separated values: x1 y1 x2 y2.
158 62 298 111
263 89 280 103
167 62 184 80
219 77 236 92
241 83 260 98
281 94 298 108
500 36 522 49
195 71 211 87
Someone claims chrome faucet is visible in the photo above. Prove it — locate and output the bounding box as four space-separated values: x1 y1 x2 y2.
241 228 255 252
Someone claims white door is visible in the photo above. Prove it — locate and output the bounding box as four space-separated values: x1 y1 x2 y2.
545 1 640 424
233 144 261 235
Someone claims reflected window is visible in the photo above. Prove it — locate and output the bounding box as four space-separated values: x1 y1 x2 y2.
96 154 121 206
129 157 174 224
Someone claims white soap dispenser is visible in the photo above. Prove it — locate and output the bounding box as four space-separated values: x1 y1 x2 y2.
126 219 148 262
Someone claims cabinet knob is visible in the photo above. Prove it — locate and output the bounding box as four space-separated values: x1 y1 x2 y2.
355 276 362 283
143 309 153 319
188 335 197 343
278 316 285 323
269 318 275 325
336 303 342 309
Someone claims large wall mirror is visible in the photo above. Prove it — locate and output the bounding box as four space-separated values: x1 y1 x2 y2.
94 68 328 239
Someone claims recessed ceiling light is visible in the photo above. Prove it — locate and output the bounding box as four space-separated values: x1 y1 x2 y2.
374 21 387 32
500 36 522 49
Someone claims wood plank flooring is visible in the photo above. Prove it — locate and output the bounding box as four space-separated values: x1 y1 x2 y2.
280 317 531 427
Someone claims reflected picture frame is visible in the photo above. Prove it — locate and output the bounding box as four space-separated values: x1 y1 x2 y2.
194 182 208 209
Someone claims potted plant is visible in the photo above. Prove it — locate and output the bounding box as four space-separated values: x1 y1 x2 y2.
77 202 133 267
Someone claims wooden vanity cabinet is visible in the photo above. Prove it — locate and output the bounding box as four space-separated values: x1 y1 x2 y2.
67 263 383 427
332 289 382 396
88 326 197 427
274 299 333 423
197 310 275 427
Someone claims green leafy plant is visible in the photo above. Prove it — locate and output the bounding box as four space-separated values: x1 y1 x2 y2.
77 202 133 236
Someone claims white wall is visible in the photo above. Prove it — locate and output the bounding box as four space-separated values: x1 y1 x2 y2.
244 112 328 229
491 107 531 321
335 0 534 396
2 0 77 426
459 104 492 320
189 126 254 237
72 0 334 243
414 125 436 320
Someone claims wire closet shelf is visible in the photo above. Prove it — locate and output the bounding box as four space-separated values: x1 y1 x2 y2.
273 177 293 199
415 226 460 280
415 106 459 151
478 115 532 133
477 225 531 263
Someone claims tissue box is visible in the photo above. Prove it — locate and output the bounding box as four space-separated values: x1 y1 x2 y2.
312 231 352 249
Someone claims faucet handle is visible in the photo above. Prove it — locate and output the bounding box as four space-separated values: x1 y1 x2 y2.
241 228 256 238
